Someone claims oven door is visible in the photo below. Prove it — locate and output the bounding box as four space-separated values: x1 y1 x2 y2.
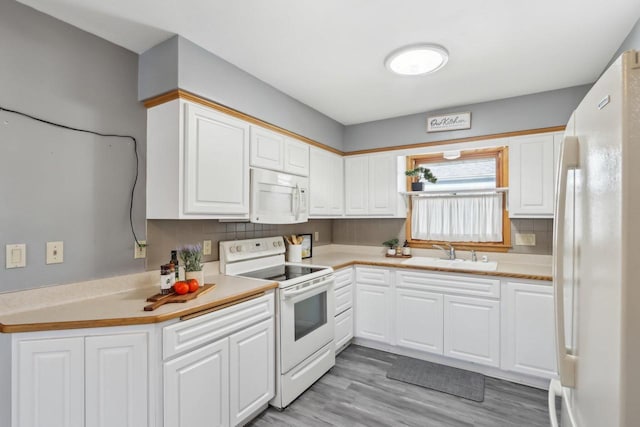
280 274 335 373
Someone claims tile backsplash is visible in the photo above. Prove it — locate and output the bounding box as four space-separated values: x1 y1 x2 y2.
146 219 332 269
147 217 552 269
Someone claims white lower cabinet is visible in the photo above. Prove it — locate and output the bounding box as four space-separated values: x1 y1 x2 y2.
85 333 148 427
444 295 500 367
229 318 275 426
501 280 557 378
162 292 275 427
334 267 354 354
164 338 230 427
15 337 85 427
395 288 443 354
335 308 354 351
355 283 392 344
13 330 151 427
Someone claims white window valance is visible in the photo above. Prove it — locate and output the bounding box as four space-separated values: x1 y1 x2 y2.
411 193 503 242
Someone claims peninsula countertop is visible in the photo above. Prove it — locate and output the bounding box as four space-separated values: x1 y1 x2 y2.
0 244 551 334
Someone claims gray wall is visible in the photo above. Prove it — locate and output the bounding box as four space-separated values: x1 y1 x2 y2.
605 16 640 70
0 1 146 293
343 85 590 152
139 36 345 151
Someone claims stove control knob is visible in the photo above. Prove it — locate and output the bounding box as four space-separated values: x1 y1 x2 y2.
236 245 243 252
272 241 277 247
277 241 283 247
229 246 236 253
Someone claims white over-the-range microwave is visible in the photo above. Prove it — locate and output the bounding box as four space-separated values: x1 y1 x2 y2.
250 168 308 224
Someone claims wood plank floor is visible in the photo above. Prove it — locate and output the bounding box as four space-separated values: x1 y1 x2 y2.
249 345 552 426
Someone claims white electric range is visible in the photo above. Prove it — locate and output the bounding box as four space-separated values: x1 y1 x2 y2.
219 236 335 409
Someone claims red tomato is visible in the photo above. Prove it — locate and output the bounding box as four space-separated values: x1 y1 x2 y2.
187 278 199 293
174 281 189 295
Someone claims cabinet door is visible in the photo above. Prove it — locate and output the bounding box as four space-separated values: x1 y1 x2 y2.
184 103 250 214
444 295 500 367
15 337 85 427
355 283 392 343
309 147 330 215
85 333 148 427
229 318 274 426
335 308 354 354
310 148 344 216
284 137 310 176
328 152 345 215
502 281 557 378
250 125 285 171
508 133 555 217
164 338 229 427
395 288 444 354
344 156 369 215
368 154 397 215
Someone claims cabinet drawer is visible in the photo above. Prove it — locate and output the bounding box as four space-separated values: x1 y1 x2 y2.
334 268 353 290
335 284 353 315
335 308 353 353
396 270 500 298
163 293 274 360
356 267 391 286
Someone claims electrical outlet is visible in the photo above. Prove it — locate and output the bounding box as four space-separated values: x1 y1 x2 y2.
134 240 147 259
314 231 320 242
515 233 536 246
6 244 26 268
203 240 212 256
46 241 64 264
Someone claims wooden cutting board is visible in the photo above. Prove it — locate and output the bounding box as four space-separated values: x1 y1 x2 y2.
144 283 215 311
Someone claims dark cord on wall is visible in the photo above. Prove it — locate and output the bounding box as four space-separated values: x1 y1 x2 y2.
0 105 144 249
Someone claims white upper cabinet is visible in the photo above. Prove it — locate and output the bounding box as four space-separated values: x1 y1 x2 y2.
345 153 400 217
508 133 556 218
284 137 310 176
309 146 343 217
147 100 250 219
250 126 310 176
250 125 285 171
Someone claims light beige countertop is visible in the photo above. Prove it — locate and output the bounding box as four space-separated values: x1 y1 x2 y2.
0 244 551 334
305 245 553 281
0 266 276 333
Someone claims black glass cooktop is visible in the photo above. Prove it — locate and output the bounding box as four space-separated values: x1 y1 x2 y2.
238 265 327 282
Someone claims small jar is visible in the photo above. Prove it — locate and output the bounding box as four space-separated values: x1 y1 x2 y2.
402 240 411 256
160 264 173 295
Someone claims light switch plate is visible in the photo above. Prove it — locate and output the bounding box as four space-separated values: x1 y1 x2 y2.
515 233 536 246
46 241 64 264
203 240 212 256
314 231 320 242
6 244 26 268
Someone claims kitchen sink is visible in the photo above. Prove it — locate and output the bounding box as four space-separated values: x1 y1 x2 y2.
401 256 498 272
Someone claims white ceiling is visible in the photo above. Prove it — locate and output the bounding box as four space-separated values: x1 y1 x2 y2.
18 0 640 125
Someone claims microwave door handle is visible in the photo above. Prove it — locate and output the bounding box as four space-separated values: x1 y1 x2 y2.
294 184 300 221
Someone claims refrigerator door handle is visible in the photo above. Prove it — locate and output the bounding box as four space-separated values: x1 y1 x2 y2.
553 135 579 388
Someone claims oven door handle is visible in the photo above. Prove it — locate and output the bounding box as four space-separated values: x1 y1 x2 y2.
282 277 333 299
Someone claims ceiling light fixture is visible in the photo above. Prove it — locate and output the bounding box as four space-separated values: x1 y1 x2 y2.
385 44 449 76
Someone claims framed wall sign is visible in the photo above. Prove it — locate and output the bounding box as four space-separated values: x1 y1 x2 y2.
298 233 312 259
427 111 471 132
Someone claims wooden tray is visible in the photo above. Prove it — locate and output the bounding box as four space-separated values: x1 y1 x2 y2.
385 253 412 258
144 283 215 311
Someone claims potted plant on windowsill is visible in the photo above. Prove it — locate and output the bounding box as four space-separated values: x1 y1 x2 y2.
180 244 204 285
405 166 437 191
382 238 400 256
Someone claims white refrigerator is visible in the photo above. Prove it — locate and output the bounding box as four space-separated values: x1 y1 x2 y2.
549 50 640 427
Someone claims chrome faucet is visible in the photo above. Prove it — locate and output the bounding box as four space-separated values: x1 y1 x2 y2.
433 243 456 260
